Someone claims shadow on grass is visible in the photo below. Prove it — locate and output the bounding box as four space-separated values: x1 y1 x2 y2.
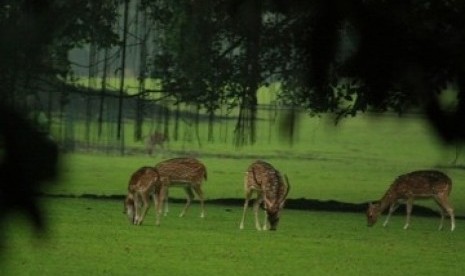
40 193 464 219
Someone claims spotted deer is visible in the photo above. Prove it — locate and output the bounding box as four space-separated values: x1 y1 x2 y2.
145 131 167 155
123 166 166 226
239 160 290 231
366 170 455 231
154 157 207 221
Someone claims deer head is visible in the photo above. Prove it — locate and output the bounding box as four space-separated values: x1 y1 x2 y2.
366 202 380 227
124 194 136 224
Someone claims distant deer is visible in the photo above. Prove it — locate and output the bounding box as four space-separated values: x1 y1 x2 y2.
154 157 207 221
124 166 166 226
239 160 290 231
145 131 167 155
366 170 455 231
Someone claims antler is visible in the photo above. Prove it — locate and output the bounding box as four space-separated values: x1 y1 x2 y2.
279 174 291 207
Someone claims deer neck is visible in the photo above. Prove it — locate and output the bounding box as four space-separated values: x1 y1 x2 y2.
377 190 397 214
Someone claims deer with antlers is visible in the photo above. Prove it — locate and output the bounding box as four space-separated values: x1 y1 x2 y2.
154 157 207 220
239 160 291 231
366 170 455 231
124 166 166 225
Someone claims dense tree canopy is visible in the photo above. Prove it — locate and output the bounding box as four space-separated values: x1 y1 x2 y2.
3 0 465 144
141 0 465 144
0 0 120 109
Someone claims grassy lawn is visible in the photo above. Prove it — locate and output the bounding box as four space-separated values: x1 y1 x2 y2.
2 113 465 275
2 198 464 275
51 113 465 209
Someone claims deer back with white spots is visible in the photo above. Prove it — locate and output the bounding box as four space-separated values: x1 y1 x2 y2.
154 157 207 223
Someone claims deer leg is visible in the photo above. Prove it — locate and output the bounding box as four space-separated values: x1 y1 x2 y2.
439 208 445 231
133 195 142 225
164 189 169 216
154 186 167 226
433 197 446 230
154 192 161 226
253 194 264 231
447 206 455 232
262 208 268 231
240 190 253 230
134 193 148 225
192 184 205 218
403 198 414 230
435 195 455 231
383 202 400 227
150 192 161 225
261 195 269 230
180 187 195 217
447 210 456 232
138 194 150 225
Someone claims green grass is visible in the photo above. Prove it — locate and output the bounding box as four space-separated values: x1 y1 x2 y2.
3 113 465 275
51 113 465 210
2 198 464 275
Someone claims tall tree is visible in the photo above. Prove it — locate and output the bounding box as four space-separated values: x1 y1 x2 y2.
145 0 266 145
143 0 465 145
266 0 465 144
0 0 120 114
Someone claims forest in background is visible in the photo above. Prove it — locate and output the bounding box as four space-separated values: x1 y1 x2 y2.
2 0 465 153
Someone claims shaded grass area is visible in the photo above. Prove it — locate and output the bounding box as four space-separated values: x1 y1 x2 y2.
48 148 465 216
40 193 460 220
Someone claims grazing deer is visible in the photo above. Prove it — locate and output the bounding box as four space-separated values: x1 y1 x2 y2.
239 160 290 231
366 170 455 231
124 166 166 226
145 131 167 155
154 157 207 221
